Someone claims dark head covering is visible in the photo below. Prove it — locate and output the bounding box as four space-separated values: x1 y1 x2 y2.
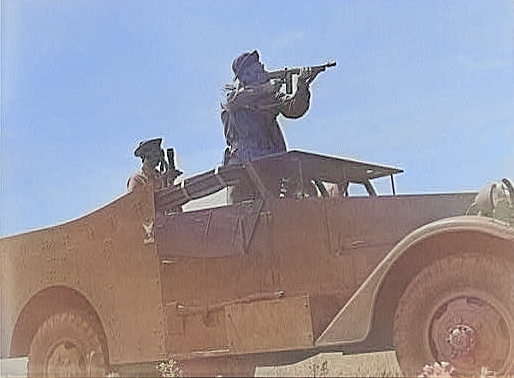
232 50 259 79
134 138 162 159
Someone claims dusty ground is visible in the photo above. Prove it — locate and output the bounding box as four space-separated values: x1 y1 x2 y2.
255 351 403 377
0 352 403 377
0 357 28 378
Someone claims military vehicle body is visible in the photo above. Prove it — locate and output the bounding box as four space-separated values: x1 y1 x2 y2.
1 150 513 377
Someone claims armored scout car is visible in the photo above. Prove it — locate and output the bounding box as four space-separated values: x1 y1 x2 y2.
1 149 513 377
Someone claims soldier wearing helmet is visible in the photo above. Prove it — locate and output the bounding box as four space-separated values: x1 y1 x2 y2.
221 50 314 165
127 138 166 192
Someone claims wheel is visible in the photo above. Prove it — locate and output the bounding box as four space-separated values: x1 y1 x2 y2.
28 312 106 378
394 254 514 377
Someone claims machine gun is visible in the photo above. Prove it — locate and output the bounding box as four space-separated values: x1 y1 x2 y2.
157 147 183 188
267 61 336 94
164 148 183 187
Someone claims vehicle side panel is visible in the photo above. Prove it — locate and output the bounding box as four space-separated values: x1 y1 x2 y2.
158 199 317 356
324 193 476 286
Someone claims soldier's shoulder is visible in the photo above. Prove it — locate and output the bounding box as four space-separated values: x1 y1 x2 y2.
127 172 149 192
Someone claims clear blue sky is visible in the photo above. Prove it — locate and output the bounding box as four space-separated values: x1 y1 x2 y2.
1 0 513 236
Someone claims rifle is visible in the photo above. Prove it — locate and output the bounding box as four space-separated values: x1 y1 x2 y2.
267 61 336 94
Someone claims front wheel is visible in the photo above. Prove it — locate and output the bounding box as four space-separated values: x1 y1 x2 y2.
28 312 106 378
394 254 514 377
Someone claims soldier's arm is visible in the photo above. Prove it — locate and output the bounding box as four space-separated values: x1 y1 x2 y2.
280 80 311 119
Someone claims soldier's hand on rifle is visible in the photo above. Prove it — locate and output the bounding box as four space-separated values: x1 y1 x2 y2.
298 67 321 86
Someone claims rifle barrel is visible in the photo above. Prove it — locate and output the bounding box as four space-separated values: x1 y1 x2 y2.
267 61 336 79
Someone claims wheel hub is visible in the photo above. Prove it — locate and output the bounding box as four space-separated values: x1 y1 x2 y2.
430 296 510 372
47 340 87 378
446 324 475 358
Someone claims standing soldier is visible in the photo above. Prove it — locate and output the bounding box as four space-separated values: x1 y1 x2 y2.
221 50 320 165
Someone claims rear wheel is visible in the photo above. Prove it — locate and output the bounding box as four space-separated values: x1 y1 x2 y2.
28 312 106 377
394 254 514 377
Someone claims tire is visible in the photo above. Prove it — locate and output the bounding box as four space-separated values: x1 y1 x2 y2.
28 312 106 378
394 254 514 377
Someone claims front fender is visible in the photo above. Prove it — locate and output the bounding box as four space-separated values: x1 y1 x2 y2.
315 215 514 347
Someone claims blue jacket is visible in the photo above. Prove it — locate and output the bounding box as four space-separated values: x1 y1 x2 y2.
221 80 311 165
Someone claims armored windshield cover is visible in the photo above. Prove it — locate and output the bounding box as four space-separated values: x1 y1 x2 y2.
154 150 403 211
252 150 403 184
